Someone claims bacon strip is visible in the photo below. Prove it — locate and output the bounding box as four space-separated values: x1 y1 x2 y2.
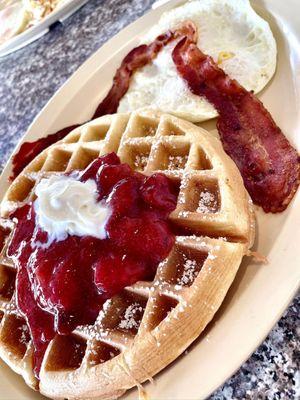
172 37 300 213
92 21 197 118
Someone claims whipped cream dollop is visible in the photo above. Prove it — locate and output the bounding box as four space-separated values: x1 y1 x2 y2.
34 175 110 243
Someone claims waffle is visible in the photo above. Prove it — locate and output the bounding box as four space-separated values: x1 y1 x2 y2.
0 111 254 399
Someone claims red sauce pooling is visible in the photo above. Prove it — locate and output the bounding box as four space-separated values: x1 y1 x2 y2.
7 153 178 376
11 125 80 180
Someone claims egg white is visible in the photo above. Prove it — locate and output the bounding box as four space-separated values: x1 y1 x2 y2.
118 0 277 122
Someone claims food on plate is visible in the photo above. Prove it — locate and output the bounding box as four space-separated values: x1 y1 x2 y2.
0 0 67 45
23 0 65 23
9 0 299 215
118 0 277 122
11 18 299 214
0 111 254 399
93 21 197 118
11 1 299 213
10 22 197 180
91 18 300 213
0 0 299 396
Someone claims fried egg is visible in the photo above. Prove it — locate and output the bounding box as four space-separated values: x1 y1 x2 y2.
118 0 277 122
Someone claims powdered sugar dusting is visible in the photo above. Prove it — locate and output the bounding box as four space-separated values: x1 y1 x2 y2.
134 154 149 169
119 303 144 331
167 155 188 170
19 324 29 344
178 210 189 218
178 255 198 286
197 190 218 213
141 124 157 137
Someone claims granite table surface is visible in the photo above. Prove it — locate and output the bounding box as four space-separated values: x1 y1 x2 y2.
0 0 299 398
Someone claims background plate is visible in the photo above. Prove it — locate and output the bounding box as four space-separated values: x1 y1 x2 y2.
0 0 299 399
0 0 88 57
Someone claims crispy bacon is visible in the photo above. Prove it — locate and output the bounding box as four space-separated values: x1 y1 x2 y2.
92 21 197 118
172 37 300 213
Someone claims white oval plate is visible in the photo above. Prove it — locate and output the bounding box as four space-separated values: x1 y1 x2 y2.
0 0 88 57
0 0 299 399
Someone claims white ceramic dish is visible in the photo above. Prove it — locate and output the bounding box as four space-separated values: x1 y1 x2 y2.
0 0 88 57
0 0 299 399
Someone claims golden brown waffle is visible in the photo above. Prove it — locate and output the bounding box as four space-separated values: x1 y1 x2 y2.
0 111 254 399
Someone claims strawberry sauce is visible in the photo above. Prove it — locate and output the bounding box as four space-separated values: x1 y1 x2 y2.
7 153 178 376
11 125 80 180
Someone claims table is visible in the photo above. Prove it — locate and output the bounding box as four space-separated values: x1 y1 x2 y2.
0 0 299 398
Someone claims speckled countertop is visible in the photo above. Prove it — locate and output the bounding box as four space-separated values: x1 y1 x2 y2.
0 0 299 399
